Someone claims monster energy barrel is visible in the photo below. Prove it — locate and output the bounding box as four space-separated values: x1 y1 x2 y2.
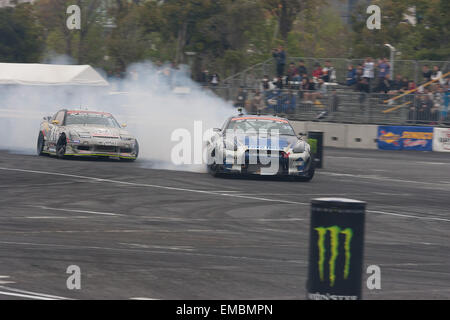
307 198 366 300
308 131 323 169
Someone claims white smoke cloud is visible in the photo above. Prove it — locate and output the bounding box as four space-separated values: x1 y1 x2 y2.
0 59 235 172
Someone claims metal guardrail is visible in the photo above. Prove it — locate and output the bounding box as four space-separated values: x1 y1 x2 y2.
206 86 450 127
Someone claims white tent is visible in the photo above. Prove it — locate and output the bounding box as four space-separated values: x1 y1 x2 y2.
0 63 109 86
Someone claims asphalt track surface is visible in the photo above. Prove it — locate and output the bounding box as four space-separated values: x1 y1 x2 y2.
0 148 449 300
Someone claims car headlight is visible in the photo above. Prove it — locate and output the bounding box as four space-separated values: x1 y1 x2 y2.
293 142 305 153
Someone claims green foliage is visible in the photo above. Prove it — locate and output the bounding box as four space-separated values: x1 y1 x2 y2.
1 0 448 79
0 4 44 62
351 0 450 60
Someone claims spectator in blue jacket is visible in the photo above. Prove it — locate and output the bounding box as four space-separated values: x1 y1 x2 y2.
346 65 357 86
272 46 286 77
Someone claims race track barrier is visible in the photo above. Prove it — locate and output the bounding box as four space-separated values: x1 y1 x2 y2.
433 127 450 152
291 121 448 152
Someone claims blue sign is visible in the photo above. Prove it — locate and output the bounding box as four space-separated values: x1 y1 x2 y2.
378 126 433 151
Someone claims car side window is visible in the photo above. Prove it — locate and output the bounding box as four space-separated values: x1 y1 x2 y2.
55 111 65 125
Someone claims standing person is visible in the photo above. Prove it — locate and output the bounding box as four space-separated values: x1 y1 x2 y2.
376 58 390 91
286 63 298 87
362 57 375 92
210 72 220 87
250 90 266 114
200 69 210 85
431 65 445 85
322 60 336 83
297 60 308 78
234 87 247 109
346 65 357 87
272 46 286 78
261 75 271 92
422 65 433 83
312 63 323 83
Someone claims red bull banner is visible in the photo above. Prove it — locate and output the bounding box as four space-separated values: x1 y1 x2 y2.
378 126 433 151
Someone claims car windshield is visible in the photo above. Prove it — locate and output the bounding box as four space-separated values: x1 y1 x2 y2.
65 112 120 128
226 118 295 135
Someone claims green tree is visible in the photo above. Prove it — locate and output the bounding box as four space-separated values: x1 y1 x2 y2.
0 4 44 62
351 0 449 60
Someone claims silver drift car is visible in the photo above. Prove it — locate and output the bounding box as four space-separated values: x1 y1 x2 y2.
37 109 139 160
206 115 315 181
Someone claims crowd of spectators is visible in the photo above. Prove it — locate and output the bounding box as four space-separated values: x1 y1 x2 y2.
221 49 450 123
234 55 340 116
345 58 449 123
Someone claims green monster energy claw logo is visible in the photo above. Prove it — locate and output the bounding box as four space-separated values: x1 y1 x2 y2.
315 226 353 287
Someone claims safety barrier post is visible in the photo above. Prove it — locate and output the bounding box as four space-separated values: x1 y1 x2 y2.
307 198 366 300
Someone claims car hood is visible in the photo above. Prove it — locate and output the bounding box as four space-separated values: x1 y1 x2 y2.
66 125 132 138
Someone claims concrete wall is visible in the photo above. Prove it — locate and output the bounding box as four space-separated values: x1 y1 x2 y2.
290 121 378 150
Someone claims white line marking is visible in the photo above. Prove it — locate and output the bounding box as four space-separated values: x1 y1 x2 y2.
24 216 91 219
0 291 56 300
415 161 450 166
130 297 159 300
0 286 72 300
0 167 307 206
1 166 449 223
320 171 450 189
368 210 450 222
0 281 15 285
0 276 10 279
31 205 123 217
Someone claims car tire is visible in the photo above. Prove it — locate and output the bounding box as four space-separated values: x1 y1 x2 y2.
37 132 45 156
56 134 67 159
296 158 315 182
122 140 139 162
207 148 222 177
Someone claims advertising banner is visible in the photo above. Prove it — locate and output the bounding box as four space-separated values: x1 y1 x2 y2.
378 126 402 150
433 127 450 152
378 126 433 151
307 198 366 300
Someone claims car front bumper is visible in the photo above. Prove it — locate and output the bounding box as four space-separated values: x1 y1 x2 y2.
65 139 138 159
216 149 312 176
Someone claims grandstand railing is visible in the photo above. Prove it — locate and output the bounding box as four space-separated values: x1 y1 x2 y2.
207 86 450 127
